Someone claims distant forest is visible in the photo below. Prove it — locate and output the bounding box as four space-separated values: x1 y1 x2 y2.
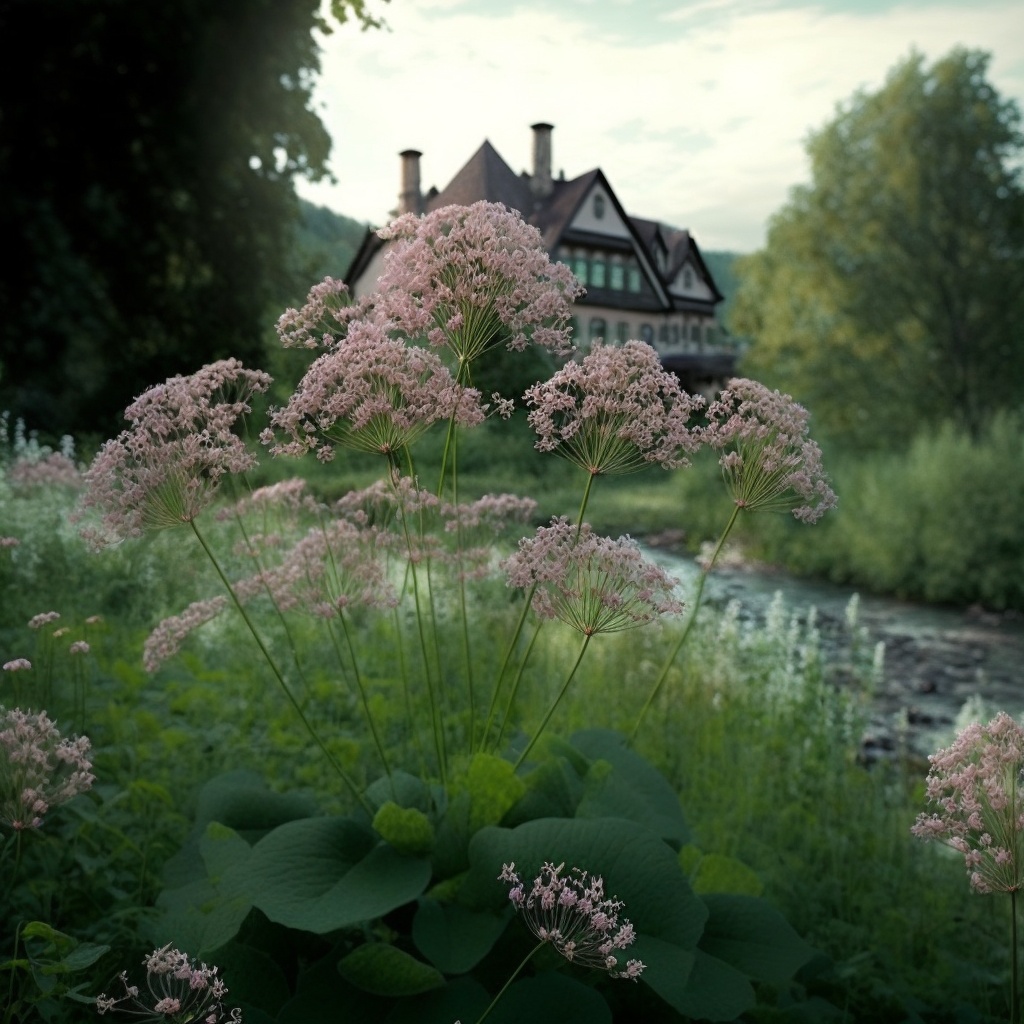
294 201 743 331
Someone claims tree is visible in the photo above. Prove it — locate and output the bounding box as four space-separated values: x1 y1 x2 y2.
733 48 1024 449
0 0 383 440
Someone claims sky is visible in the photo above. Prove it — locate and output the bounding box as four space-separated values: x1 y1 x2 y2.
294 0 1024 253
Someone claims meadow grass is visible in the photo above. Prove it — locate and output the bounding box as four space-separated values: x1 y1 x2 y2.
0 425 1015 1022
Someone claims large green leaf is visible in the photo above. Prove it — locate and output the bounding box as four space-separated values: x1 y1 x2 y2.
383 975 491 1024
465 817 706 948
698 894 816 985
668 948 756 1021
338 942 444 996
485 972 613 1024
503 753 585 826
209 941 291 1017
412 899 510 975
242 818 431 933
277 956 389 1024
571 729 691 849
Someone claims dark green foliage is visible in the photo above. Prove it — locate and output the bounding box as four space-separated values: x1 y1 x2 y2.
0 0 378 440
734 48 1024 449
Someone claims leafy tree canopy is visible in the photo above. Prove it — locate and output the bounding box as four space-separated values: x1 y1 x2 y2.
732 48 1024 449
0 0 384 441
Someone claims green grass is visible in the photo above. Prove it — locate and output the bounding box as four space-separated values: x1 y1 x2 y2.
0 425 1017 1022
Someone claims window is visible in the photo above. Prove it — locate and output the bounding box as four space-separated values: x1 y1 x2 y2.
658 324 669 346
669 325 679 346
593 193 606 219
616 321 630 343
640 323 654 344
590 255 606 288
572 254 588 286
682 266 694 289
609 257 624 290
627 265 642 293
691 323 702 343
588 318 607 343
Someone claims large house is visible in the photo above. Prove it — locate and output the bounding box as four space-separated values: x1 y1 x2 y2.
347 123 735 393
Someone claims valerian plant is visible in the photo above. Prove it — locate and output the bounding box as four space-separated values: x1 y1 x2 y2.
64 201 833 1022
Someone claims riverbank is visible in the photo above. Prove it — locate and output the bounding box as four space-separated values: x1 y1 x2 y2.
644 534 1024 762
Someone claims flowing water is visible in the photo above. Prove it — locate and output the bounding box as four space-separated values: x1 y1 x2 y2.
644 542 1024 760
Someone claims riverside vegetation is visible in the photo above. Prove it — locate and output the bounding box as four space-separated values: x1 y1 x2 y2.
0 201 1020 1023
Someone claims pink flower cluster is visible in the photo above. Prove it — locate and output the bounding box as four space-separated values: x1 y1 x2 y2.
264 320 484 463
96 944 241 1022
703 378 836 523
0 706 94 830
144 597 229 673
502 518 683 635
375 201 583 363
276 276 358 350
7 451 83 491
77 359 272 546
912 711 1024 894
499 861 645 979
526 341 705 474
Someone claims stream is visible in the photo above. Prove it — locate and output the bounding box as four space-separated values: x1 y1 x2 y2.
643 538 1024 762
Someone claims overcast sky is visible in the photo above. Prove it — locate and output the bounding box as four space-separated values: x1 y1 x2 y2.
294 0 1024 252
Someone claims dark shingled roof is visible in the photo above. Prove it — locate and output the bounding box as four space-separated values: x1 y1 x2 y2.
427 141 534 214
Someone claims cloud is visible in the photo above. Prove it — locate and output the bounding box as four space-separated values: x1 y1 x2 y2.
296 0 1024 252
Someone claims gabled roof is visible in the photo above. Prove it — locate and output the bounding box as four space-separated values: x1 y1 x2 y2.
426 140 533 214
662 226 725 303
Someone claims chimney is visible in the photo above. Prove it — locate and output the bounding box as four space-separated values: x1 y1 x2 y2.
530 123 554 200
398 149 423 215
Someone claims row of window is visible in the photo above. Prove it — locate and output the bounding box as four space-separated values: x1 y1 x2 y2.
555 248 643 293
574 318 716 346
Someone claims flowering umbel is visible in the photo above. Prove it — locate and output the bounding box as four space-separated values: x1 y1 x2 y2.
373 201 583 367
0 706 94 830
499 861 645 979
96 945 241 1022
502 518 683 635
76 359 272 546
526 340 704 474
912 711 1024 894
703 378 836 523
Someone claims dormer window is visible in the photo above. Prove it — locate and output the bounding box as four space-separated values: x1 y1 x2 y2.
683 266 694 289
593 194 606 219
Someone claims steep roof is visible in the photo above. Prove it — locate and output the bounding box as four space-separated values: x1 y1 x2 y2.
426 140 533 213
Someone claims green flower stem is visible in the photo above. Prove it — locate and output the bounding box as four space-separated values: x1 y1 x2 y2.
1014 886 1020 1024
575 471 596 539
514 633 592 770
189 519 372 815
493 620 544 753
629 503 741 742
330 614 393 782
479 586 538 754
472 941 544 1024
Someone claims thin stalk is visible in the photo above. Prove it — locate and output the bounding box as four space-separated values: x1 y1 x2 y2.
575 471 596 539
628 503 741 742
472 942 544 1024
1013 888 1020 1024
514 633 592 770
188 519 372 815
493 620 544 753
331 614 394 782
479 586 538 753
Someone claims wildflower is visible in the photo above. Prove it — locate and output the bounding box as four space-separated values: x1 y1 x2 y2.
28 611 60 629
264 320 484 463
374 201 583 367
276 275 360 350
69 640 90 655
0 536 20 548
499 861 645 979
0 706 94 831
8 451 82 491
503 518 683 635
96 945 241 1022
2 660 31 672
76 359 272 546
526 341 705 474
912 711 1024 894
144 598 229 673
703 378 836 523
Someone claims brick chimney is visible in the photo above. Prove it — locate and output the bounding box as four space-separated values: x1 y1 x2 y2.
398 149 423 215
530 123 554 200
